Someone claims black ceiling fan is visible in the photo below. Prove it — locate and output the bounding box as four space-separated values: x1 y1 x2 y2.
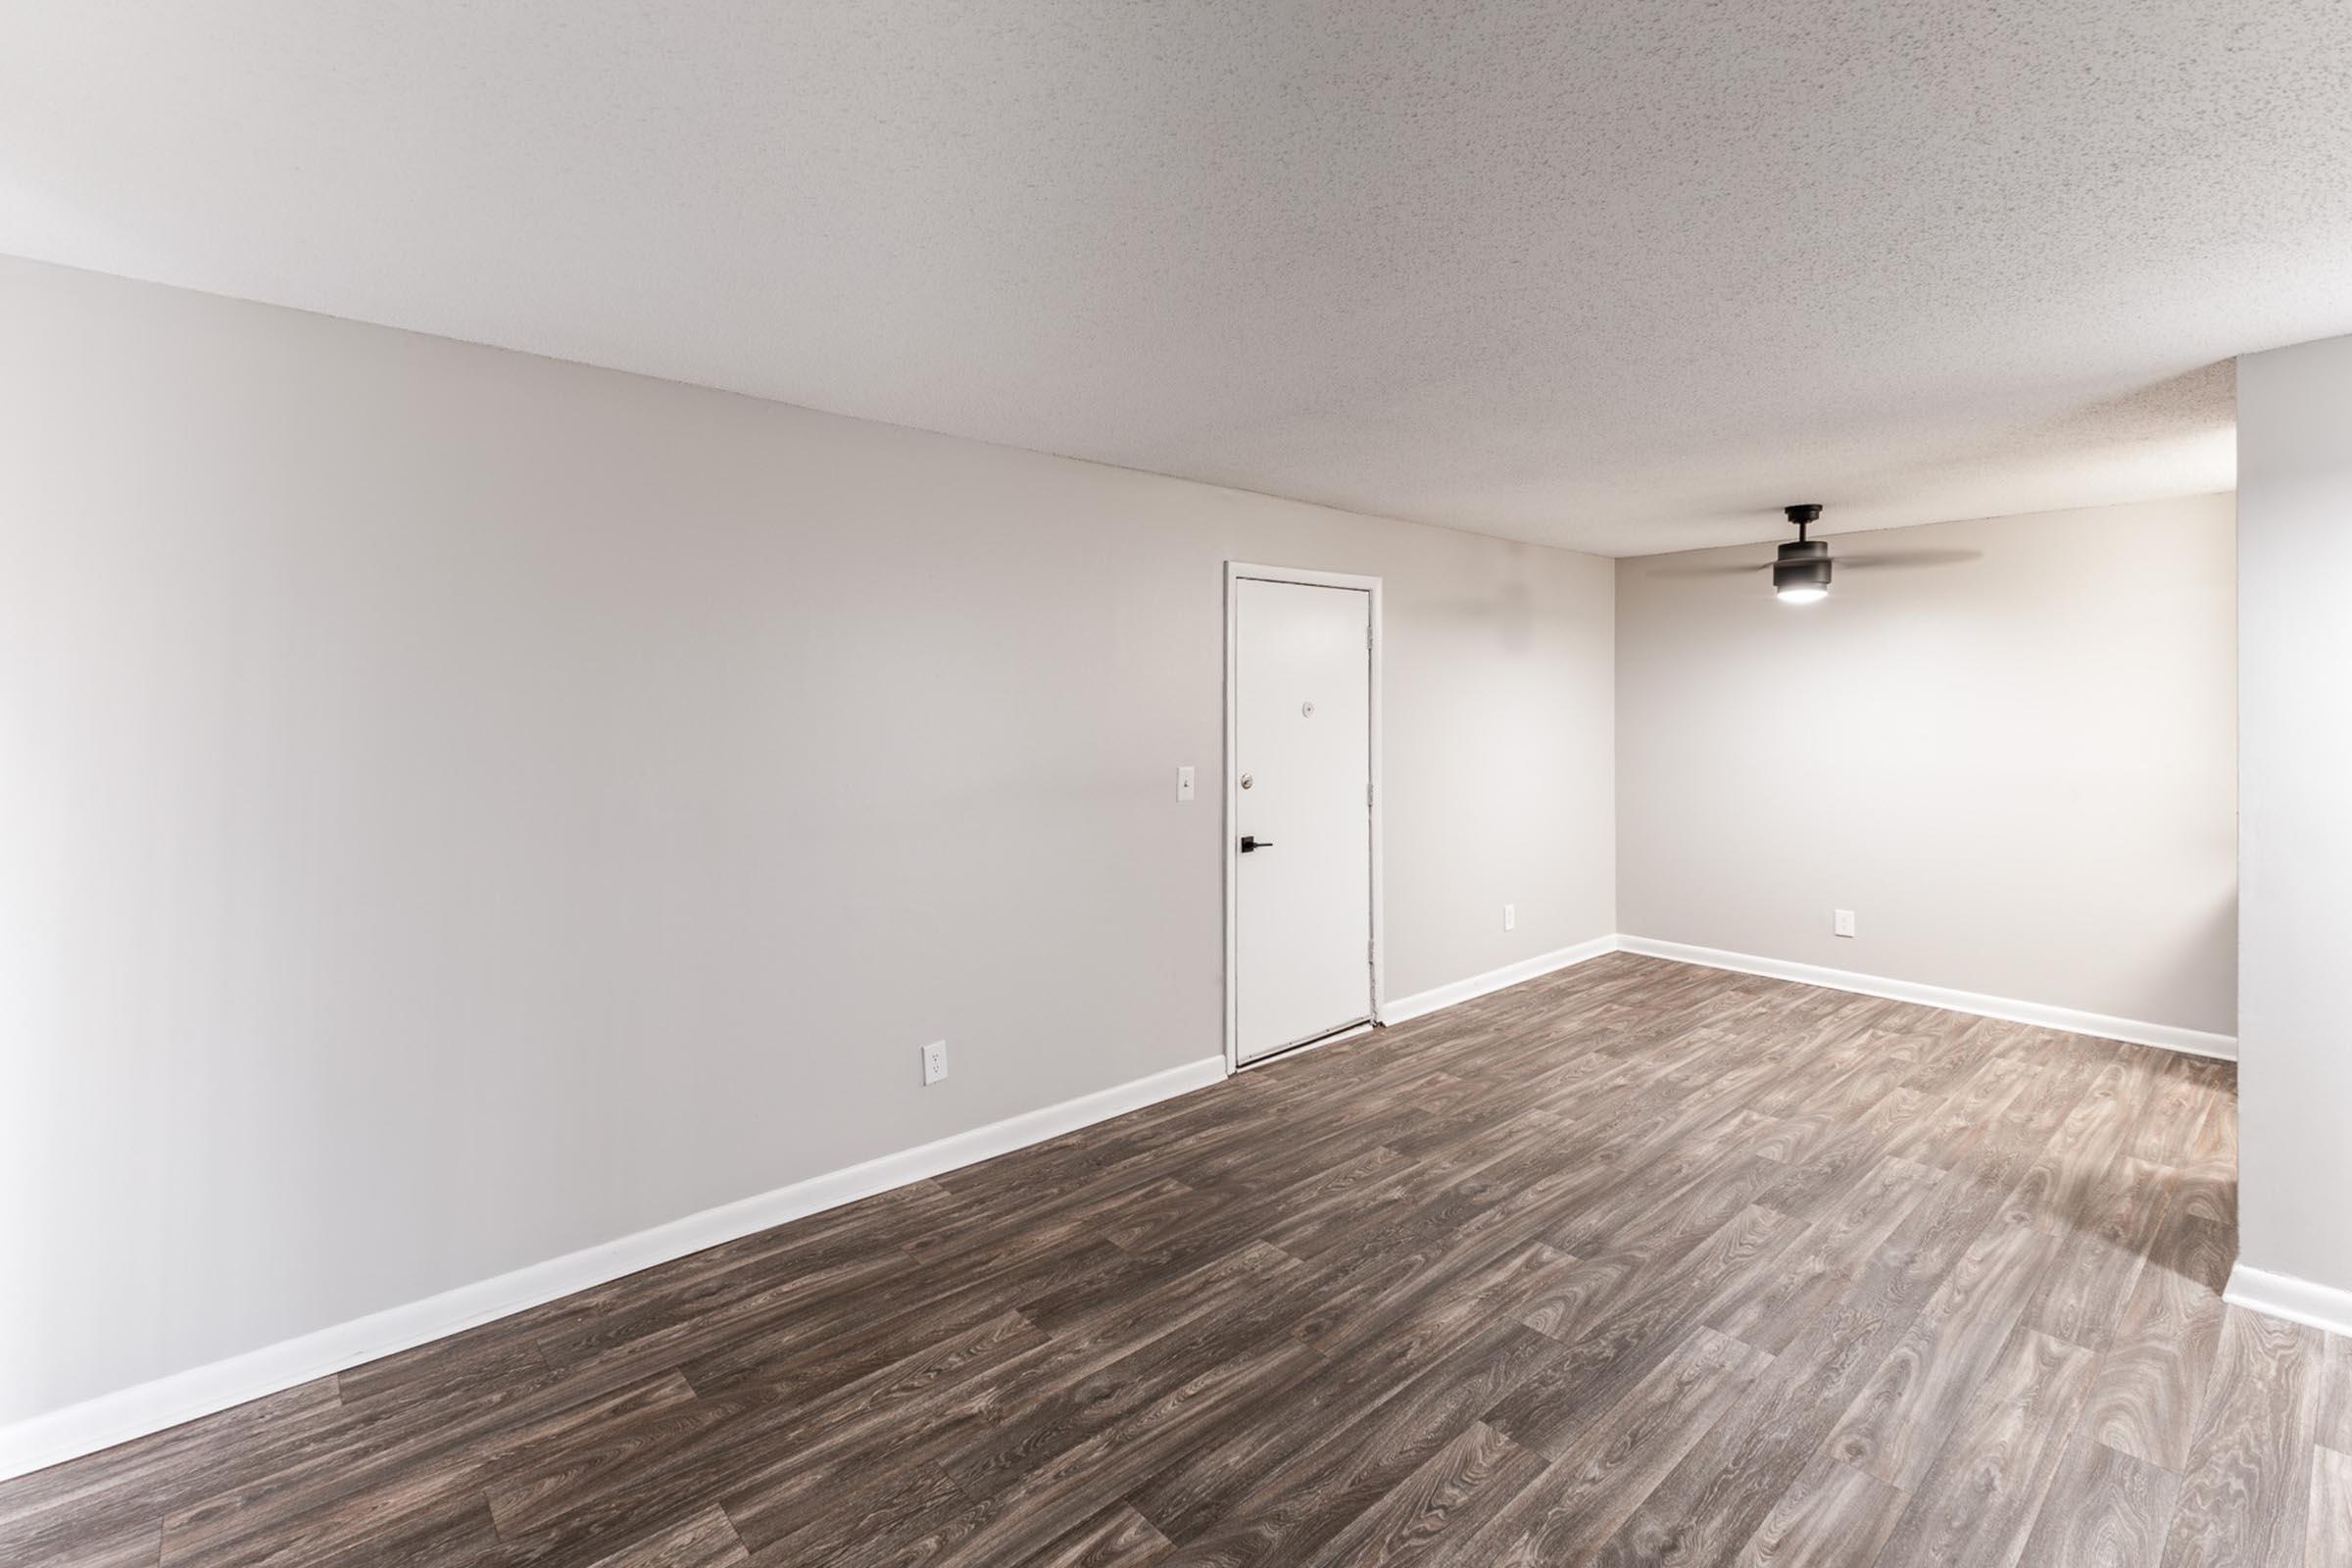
1772 504 1834 603
1651 504 1982 603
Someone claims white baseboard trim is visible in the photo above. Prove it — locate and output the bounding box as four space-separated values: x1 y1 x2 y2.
0 1054 1228 1483
1383 933 1621 1025
2225 1262 2352 1340
1615 936 2237 1061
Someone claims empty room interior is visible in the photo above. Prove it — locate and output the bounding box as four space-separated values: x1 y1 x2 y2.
7 4 2352 1565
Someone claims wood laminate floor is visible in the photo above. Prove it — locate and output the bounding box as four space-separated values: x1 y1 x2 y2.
7 955 2342 1567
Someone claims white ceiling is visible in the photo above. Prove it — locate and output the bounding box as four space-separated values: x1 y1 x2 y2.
5 3 2346 554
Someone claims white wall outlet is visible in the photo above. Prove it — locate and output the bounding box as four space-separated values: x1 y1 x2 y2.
1176 765 1195 802
922 1040 949 1084
1503 903 1517 932
1834 909 1857 938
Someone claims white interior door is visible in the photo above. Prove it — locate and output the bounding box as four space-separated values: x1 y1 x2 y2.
1234 577 1373 1063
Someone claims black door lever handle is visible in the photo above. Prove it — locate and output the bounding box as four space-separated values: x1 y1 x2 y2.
1240 835 1274 853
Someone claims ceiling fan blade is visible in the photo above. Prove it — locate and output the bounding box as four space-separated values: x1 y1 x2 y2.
1643 560 1774 578
1832 549 1984 570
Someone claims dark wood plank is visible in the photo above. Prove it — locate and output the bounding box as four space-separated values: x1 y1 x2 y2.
2309 1446 2352 1568
1824 1208 2061 1490
2159 1306 2322 1568
18 1517 164 1568
338 1320 552 1411
1144 1319 1561 1567
2169 1084 2237 1229
1587 1173 2006 1568
0 1378 343 1559
2022 1154 2174 1352
578 1504 748 1567
1867 1326 2099 1568
2081 1200 2233 1472
1453 1326 1774 1565
158 1370 703 1568
1021 1501 1175 1568
1294 1420 1543 1568
2320 1333 2352 1452
2013 1435 2181 1568
512 1307 1049 1558
1729 1453 1907 1568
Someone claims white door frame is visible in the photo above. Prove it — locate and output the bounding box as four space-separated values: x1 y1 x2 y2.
1223 561 1385 1074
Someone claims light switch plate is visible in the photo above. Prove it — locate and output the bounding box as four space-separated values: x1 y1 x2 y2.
1176 765 1196 802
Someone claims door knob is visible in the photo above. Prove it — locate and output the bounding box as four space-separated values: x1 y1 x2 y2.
1240 835 1274 853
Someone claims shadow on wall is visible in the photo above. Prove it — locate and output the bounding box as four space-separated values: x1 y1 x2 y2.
2125 889 2237 1045
2102 885 2238 1291
2185 890 2240 1027
1421 544 1539 653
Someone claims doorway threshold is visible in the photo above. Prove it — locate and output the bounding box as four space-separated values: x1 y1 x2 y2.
1237 1016 1378 1072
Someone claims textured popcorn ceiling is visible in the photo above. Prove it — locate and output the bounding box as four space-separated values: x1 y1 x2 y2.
4 2 2345 553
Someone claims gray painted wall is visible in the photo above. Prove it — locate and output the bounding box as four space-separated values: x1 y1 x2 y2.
1616 494 2237 1035
0 257 1617 1423
2236 334 2352 1298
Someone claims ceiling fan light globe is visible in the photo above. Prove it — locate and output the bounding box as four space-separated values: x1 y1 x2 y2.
1771 544 1833 603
